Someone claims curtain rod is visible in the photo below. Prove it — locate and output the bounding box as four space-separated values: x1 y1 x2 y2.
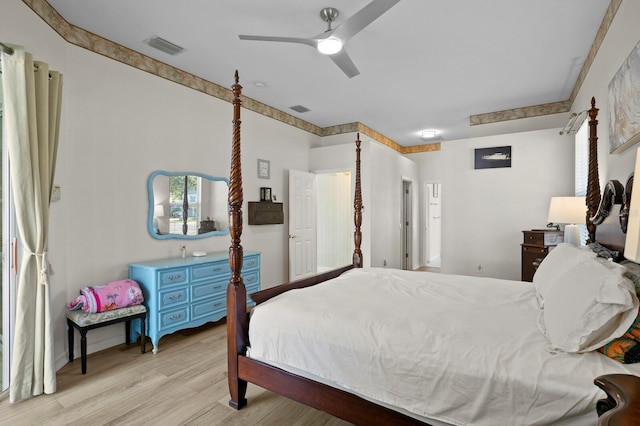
0 42 14 55
559 109 588 135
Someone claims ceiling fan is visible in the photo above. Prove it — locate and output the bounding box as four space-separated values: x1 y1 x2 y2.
238 0 401 78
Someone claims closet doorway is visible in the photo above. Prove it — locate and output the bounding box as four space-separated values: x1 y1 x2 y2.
425 183 442 268
316 171 352 272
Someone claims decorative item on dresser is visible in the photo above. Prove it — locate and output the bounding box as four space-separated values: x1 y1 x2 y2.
521 229 563 281
129 251 260 353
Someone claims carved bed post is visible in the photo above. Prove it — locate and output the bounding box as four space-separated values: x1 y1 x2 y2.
353 134 363 268
586 97 601 244
182 175 189 235
227 70 248 409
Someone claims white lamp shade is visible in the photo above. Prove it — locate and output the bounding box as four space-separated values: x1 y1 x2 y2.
547 197 586 225
625 148 640 261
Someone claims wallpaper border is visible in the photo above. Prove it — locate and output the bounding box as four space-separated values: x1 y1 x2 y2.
21 0 618 154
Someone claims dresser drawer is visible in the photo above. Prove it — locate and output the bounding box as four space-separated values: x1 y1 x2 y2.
191 295 226 321
158 267 189 288
191 262 230 282
522 245 547 256
191 280 226 302
243 270 259 287
159 287 188 309
159 306 189 330
522 230 563 247
243 255 260 271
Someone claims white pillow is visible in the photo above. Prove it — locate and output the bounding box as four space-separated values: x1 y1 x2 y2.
537 256 639 353
533 243 596 307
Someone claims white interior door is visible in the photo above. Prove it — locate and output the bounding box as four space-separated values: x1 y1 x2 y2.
289 170 317 280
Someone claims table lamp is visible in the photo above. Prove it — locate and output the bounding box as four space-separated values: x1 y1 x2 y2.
547 196 586 245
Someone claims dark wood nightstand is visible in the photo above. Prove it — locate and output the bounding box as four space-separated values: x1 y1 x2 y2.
521 230 563 281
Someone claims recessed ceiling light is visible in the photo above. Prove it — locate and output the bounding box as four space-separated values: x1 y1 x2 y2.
420 130 437 139
255 82 266 88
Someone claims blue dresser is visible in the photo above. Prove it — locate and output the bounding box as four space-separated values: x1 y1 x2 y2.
129 251 260 353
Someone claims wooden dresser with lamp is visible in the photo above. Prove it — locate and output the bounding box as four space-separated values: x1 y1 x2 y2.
521 230 563 281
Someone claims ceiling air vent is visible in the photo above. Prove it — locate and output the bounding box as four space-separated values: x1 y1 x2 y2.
144 36 185 56
290 105 310 113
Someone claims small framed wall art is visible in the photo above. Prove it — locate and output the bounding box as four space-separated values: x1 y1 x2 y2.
260 187 272 202
257 159 270 179
474 146 511 169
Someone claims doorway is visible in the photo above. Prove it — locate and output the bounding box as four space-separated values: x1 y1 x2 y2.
402 180 412 270
425 183 442 268
288 169 352 279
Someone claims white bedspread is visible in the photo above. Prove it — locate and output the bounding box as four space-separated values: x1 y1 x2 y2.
248 268 640 426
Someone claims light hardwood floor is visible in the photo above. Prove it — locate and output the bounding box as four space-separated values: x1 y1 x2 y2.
0 320 351 426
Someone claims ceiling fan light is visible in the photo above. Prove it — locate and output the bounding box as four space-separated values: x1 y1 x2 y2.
317 38 343 55
420 130 437 139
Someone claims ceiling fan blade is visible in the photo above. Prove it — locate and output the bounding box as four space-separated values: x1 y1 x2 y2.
333 0 401 42
238 35 317 48
329 49 360 78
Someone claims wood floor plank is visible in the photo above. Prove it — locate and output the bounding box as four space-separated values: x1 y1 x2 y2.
0 321 351 425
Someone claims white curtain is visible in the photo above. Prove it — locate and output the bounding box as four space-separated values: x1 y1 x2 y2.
1 45 62 402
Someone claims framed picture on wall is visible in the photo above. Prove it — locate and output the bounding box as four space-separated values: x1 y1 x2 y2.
257 159 270 179
609 39 640 154
474 146 512 169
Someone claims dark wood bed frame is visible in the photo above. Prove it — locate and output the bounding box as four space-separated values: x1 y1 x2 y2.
225 73 640 425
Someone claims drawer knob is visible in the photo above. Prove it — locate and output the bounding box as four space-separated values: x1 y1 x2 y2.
168 314 182 321
168 294 182 301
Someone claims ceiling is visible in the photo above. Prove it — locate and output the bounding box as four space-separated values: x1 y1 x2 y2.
46 0 611 146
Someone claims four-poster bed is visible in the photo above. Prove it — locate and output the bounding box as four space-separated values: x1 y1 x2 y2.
226 72 640 425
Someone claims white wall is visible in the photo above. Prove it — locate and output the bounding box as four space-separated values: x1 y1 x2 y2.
408 0 640 279
571 0 640 191
566 0 640 248
410 129 573 279
2 1 318 367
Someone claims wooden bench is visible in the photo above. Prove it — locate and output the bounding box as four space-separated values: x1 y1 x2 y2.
66 305 147 374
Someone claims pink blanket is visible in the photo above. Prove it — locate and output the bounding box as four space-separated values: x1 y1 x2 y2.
67 279 144 313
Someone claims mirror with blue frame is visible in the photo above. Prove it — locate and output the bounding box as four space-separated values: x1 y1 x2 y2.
148 170 229 240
